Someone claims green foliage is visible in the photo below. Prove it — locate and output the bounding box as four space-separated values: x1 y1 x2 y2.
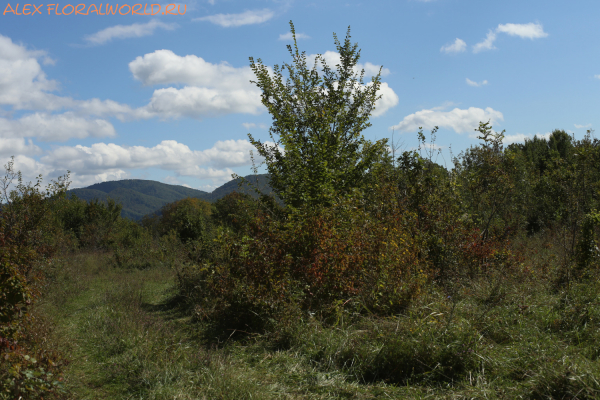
181 189 435 337
157 197 212 243
0 158 68 399
455 122 525 242
14 23 599 397
56 196 122 249
110 218 164 270
212 191 258 234
575 209 600 272
248 21 388 208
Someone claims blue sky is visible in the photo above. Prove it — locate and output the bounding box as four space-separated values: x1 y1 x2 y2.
0 0 598 190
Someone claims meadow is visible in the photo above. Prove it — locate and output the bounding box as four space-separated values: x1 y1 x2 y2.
2 27 600 398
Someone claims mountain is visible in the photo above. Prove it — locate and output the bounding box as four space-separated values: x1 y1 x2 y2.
67 175 272 220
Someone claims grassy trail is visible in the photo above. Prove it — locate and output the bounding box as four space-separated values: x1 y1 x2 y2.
38 252 389 399
36 251 600 399
38 252 282 399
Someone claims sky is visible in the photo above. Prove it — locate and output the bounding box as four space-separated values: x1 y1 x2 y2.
0 0 598 191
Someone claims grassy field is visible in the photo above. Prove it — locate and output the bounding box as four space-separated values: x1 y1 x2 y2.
35 242 600 399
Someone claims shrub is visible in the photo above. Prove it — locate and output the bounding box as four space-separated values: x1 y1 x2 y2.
158 197 212 243
183 191 431 335
0 159 68 398
212 191 258 234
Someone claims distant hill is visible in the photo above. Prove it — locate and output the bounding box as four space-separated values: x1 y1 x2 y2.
67 175 272 220
210 174 273 201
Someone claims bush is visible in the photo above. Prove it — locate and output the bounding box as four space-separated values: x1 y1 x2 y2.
56 196 122 250
182 191 431 335
0 159 68 399
158 197 212 243
212 191 258 234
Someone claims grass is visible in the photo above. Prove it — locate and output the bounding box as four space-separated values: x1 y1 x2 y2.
35 238 600 399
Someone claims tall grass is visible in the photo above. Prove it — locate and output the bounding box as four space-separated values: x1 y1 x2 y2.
34 227 600 399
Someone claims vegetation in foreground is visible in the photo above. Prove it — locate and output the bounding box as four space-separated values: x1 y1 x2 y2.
2 22 600 399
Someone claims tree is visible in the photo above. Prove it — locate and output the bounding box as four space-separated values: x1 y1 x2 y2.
158 197 212 243
248 21 388 209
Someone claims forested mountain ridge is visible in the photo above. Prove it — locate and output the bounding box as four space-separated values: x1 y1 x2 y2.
67 174 272 220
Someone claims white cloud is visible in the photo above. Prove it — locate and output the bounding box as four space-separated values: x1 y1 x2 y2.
0 113 116 141
503 133 532 145
574 123 592 129
196 183 218 192
0 34 72 111
0 34 148 121
41 139 262 183
194 9 274 27
496 23 548 39
279 32 310 41
75 98 150 121
390 106 504 134
84 19 178 45
142 86 262 118
595 75 600 80
128 49 264 118
198 139 258 168
440 38 466 54
473 22 548 53
473 30 497 53
0 138 41 157
2 154 52 178
466 78 488 87
504 132 551 145
129 49 256 88
371 82 399 117
242 122 268 129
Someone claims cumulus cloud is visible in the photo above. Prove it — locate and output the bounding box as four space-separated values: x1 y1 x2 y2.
128 49 397 119
127 49 264 118
574 123 592 129
0 138 41 157
390 106 504 134
84 19 178 45
0 34 72 111
473 30 497 53
279 32 310 41
440 38 466 54
41 139 262 181
466 78 488 87
129 49 256 88
595 75 600 80
142 86 262 118
371 82 399 117
0 113 116 141
194 9 274 27
75 98 151 121
496 23 548 39
504 132 551 145
473 22 547 53
0 33 150 122
2 154 52 177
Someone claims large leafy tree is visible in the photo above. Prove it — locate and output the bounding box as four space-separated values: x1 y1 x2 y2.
248 21 388 209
